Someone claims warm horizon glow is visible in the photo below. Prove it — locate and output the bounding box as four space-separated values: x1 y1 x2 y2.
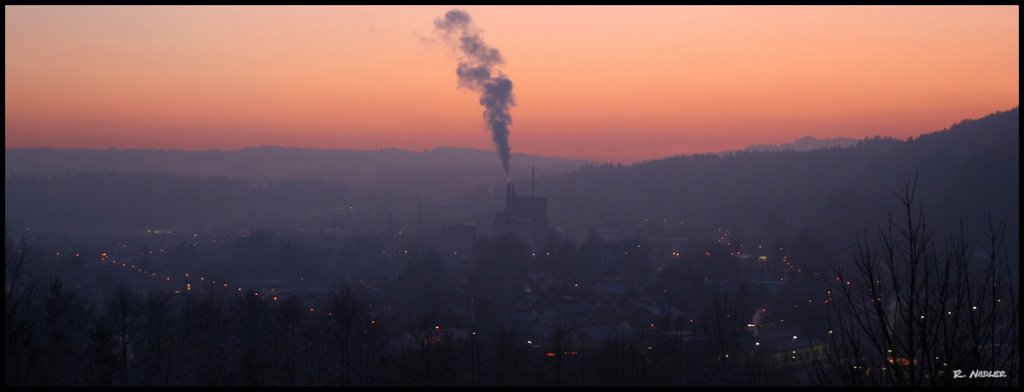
5 5 1019 163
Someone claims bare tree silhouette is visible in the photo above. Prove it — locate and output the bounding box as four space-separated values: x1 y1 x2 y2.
820 175 1019 386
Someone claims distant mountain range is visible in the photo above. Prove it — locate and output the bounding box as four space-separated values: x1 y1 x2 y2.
4 146 587 179
744 136 859 152
4 146 588 200
5 108 1018 264
0 136 901 181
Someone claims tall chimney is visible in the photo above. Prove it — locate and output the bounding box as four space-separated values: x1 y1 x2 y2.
532 167 535 197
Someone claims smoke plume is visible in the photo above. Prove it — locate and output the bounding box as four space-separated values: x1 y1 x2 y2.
435 9 515 179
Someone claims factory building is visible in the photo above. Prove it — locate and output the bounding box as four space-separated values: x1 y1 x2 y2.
494 168 548 251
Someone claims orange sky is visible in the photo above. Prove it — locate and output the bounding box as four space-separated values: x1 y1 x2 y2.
5 6 1019 163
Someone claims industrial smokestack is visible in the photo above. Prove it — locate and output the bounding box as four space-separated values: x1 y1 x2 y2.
532 166 535 197
434 9 515 181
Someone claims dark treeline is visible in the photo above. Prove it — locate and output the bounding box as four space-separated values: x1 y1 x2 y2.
4 232 803 386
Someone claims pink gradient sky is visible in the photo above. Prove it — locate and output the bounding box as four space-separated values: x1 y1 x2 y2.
5 6 1019 162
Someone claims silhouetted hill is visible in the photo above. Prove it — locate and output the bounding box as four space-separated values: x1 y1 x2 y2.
535 108 1019 259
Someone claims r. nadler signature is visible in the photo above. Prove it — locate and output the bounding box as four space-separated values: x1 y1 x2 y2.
953 370 1007 379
